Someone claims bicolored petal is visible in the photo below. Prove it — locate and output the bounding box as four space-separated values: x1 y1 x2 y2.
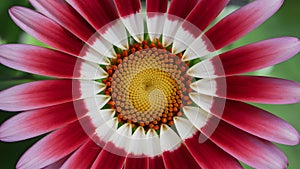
0 95 111 142
188 37 300 78
9 7 109 64
173 0 229 53
114 0 144 42
61 139 102 169
160 125 201 169
191 94 300 145
67 0 128 49
205 0 284 50
30 0 116 58
146 129 165 169
0 80 105 111
162 0 198 47
16 120 89 169
146 0 168 41
125 127 149 169
0 44 108 79
190 76 300 104
201 118 288 169
174 117 243 169
91 123 132 169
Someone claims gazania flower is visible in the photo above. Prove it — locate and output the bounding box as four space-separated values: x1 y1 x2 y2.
1 0 300 168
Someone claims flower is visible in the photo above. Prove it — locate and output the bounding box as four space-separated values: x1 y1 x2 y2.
0 0 300 168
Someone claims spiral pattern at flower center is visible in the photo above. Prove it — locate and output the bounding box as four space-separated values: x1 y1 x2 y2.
109 47 191 130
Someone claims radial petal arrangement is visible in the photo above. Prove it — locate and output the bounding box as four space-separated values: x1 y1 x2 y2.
0 0 300 168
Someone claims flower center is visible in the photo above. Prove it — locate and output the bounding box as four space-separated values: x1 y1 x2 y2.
103 40 193 131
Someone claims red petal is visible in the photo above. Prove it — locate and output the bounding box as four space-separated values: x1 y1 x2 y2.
146 0 168 14
0 44 107 79
185 131 242 168
202 118 288 168
67 0 128 49
205 0 283 50
30 0 96 43
149 156 165 169
9 7 83 56
219 76 300 104
162 144 201 169
212 37 300 76
114 0 141 17
91 142 126 169
66 0 119 32
183 0 229 36
0 100 83 141
43 155 70 169
0 80 102 111
167 0 198 19
62 139 102 169
210 97 300 145
16 120 89 169
188 37 300 78
125 157 148 169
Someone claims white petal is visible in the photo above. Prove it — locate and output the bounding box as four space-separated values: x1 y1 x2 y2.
95 118 118 146
188 93 214 112
190 79 217 96
121 13 144 43
174 117 198 140
172 26 197 54
162 18 182 47
187 59 216 78
77 60 108 79
182 106 211 130
145 129 162 157
86 109 115 128
160 124 181 152
77 80 106 98
127 127 148 157
105 123 132 156
147 14 166 41
101 20 129 50
181 34 212 61
81 45 110 65
90 34 116 58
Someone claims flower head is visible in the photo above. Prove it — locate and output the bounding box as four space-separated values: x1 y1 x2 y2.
0 0 300 168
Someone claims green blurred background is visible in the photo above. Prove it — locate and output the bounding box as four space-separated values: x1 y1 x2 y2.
0 0 299 168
